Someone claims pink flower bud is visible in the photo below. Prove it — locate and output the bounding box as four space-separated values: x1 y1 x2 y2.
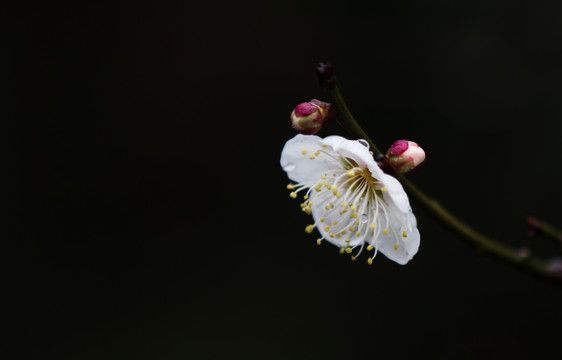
386 140 425 174
290 99 331 135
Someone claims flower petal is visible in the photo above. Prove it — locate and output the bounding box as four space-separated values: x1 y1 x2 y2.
280 134 331 184
373 212 420 265
380 173 412 215
322 136 384 177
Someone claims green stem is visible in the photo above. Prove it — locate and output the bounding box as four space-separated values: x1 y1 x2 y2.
326 83 555 280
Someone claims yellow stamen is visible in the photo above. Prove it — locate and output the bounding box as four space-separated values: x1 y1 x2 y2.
305 225 314 234
381 187 387 192
301 149 307 155
394 243 399 250
367 258 373 265
369 224 375 229
347 170 355 177
309 155 315 160
324 225 331 231
320 217 325 222
290 192 297 199
317 239 322 246
339 248 345 254
345 247 352 254
367 245 374 251
314 150 320 156
383 228 389 235
402 231 408 237
356 231 361 236
341 202 348 207
333 220 338 225
286 184 294 189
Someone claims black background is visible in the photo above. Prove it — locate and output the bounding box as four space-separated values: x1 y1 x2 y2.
12 1 562 359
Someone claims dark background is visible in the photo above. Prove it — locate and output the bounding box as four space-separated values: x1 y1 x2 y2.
12 1 562 359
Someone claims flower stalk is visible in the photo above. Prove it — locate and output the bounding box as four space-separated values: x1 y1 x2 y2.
317 62 557 281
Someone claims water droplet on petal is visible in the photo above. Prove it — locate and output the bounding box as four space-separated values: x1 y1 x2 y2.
360 214 368 223
283 163 296 171
358 139 370 149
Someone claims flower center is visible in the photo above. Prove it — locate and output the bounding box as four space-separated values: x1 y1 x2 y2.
286 145 410 264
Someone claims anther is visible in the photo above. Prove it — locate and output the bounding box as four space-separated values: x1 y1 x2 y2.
381 187 388 192
309 155 315 160
345 248 352 254
290 192 297 199
314 150 320 156
369 224 375 229
347 170 355 177
305 225 314 234
286 184 294 189
356 231 361 236
303 195 309 200
317 239 322 246
350 205 357 211
351 256 357 261
341 202 348 207
367 258 373 265
394 244 399 250
324 225 331 231
402 231 407 237
339 248 345 254
382 228 389 235
333 220 338 225
367 245 374 251
320 217 325 222
345 238 351 243
301 149 307 155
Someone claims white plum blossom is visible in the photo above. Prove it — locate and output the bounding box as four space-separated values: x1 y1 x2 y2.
280 134 420 265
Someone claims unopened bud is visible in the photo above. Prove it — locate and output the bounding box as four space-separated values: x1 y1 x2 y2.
386 140 425 174
290 99 331 135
